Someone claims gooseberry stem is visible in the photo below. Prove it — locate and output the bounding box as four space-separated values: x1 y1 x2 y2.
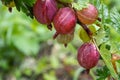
53 32 59 39
64 44 67 47
97 17 101 22
8 7 12 12
77 20 93 38
86 69 90 74
47 24 52 31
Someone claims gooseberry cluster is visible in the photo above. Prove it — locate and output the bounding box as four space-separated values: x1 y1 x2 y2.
33 0 100 71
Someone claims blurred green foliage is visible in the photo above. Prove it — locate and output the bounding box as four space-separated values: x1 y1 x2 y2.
0 0 120 80
0 1 56 80
0 1 79 80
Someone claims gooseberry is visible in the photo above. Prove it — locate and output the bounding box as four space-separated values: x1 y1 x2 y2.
53 7 76 35
56 30 74 47
77 42 99 69
33 0 58 30
76 4 98 24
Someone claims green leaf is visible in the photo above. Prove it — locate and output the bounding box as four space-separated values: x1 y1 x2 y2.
1 0 15 6
12 34 39 56
23 69 33 76
110 8 120 30
95 28 106 46
96 66 110 80
116 60 120 63
43 71 57 80
100 44 118 80
72 0 89 10
14 0 35 18
104 24 120 54
73 68 83 80
36 57 49 74
109 25 120 42
23 0 35 6
0 59 8 70
50 55 60 69
58 0 74 3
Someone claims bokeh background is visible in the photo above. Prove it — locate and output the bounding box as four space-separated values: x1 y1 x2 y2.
0 0 120 80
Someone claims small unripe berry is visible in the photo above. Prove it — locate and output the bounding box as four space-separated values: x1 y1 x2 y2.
76 4 98 24
33 0 58 25
56 30 74 47
77 42 99 69
53 7 76 34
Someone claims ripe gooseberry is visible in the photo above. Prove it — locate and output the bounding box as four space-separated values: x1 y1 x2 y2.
76 4 98 25
53 7 76 37
33 0 58 30
77 42 99 69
